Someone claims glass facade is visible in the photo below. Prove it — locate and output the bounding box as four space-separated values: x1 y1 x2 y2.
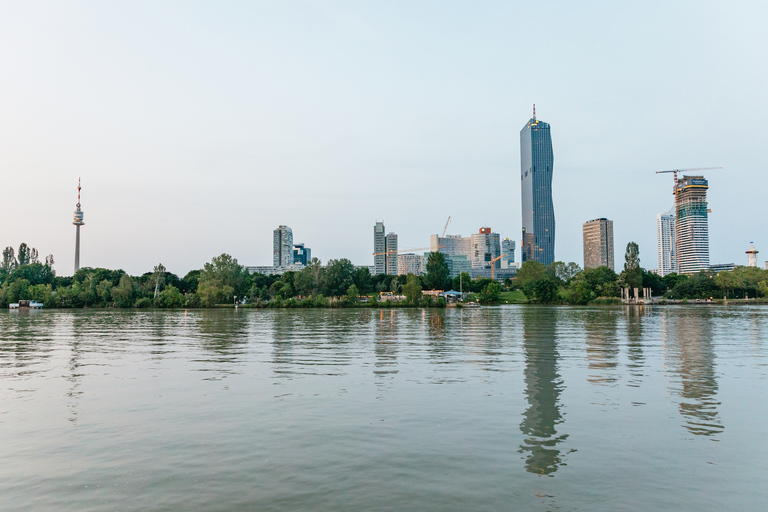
676 176 709 274
520 117 555 266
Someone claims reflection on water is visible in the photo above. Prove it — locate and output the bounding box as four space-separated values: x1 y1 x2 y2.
519 307 567 476
584 309 619 386
667 310 723 438
625 306 648 387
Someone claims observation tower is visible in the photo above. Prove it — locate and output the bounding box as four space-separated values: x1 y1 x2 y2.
73 178 84 273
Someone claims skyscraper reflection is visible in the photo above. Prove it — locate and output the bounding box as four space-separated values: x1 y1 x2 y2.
519 308 567 475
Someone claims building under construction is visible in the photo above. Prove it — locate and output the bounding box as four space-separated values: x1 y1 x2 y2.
676 176 710 274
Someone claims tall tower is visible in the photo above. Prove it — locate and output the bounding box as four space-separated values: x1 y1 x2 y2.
385 232 398 275
746 244 758 267
676 176 709 274
656 208 677 276
582 218 614 271
373 222 386 275
273 225 294 267
73 178 84 273
520 105 555 266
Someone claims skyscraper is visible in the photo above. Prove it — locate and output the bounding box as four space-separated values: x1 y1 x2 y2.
385 232 398 275
293 243 311 266
470 227 501 269
676 176 709 274
373 222 386 275
520 106 555 266
273 225 294 267
582 218 614 270
656 208 677 276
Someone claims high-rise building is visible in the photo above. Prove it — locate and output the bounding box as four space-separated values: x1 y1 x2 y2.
273 225 294 267
373 222 386 275
72 178 84 274
430 234 472 258
582 218 614 271
293 243 311 266
520 106 555 266
386 232 398 275
656 208 677 276
470 227 501 270
501 238 516 269
676 176 709 274
397 253 422 275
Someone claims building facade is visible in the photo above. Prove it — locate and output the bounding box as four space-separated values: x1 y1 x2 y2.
273 225 294 267
501 238 516 269
520 111 555 266
385 232 398 275
656 207 678 276
676 176 710 274
582 218 614 270
430 234 472 259
470 227 501 269
397 253 422 275
373 222 387 275
747 244 759 267
293 243 311 266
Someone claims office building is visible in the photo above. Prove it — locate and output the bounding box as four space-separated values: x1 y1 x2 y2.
386 232 398 275
501 238 516 269
397 253 421 275
582 218 614 270
445 254 472 278
430 234 472 258
520 106 555 266
374 222 387 275
470 227 501 269
676 176 710 274
656 208 677 276
293 243 311 266
273 225 294 267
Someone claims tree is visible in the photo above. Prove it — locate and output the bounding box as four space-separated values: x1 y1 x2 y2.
452 272 472 293
424 252 450 290
516 261 547 288
2 247 16 270
152 263 166 299
17 243 30 266
549 261 582 284
353 267 373 295
196 254 247 306
403 274 423 303
622 242 642 293
345 284 360 305
324 259 355 297
478 282 502 304
156 285 184 308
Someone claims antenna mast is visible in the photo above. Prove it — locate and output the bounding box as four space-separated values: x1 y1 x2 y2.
533 103 536 121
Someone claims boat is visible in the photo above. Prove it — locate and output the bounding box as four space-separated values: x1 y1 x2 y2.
9 300 44 310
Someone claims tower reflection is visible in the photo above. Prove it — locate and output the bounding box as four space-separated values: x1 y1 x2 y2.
519 307 567 475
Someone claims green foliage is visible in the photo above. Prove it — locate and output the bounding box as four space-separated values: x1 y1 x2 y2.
325 258 355 297
516 261 547 288
345 284 360 305
134 297 152 308
197 254 247 306
424 252 450 290
452 272 472 292
403 274 423 303
155 285 184 308
622 242 642 292
564 280 596 305
478 282 502 304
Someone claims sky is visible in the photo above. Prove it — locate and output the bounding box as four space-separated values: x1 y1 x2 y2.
1 0 766 277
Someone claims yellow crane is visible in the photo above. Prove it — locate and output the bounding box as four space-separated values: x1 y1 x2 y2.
656 166 722 270
489 253 505 281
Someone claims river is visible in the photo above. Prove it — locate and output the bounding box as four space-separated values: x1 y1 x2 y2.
1 306 766 510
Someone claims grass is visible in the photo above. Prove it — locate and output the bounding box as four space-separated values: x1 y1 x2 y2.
498 290 528 304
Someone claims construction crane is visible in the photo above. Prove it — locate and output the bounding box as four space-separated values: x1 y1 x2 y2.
489 253 506 281
656 166 722 271
372 216 452 275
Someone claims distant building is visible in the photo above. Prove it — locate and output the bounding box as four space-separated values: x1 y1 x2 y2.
709 263 736 273
397 253 422 275
470 227 501 270
386 232 398 275
293 243 311 266
656 208 678 276
676 176 710 274
445 254 472 278
273 225 294 267
430 234 472 259
747 244 759 267
582 218 614 271
520 107 555 266
373 221 387 275
501 238 516 269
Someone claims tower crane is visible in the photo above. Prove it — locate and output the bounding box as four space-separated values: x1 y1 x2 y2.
655 166 722 272
489 253 506 282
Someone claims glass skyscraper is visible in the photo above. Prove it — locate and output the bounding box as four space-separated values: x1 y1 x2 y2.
520 112 555 266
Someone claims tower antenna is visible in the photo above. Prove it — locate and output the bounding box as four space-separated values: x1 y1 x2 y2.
73 178 85 273
533 103 536 120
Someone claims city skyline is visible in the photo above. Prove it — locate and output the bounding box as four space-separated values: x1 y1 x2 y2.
1 2 766 276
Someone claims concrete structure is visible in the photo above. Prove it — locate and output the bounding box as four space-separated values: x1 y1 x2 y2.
747 244 759 267
676 176 710 274
501 238 516 268
373 222 387 275
397 253 422 275
470 227 501 270
293 243 311 266
709 263 736 273
273 225 294 267
72 178 84 273
656 207 678 276
520 106 555 266
430 234 472 259
582 218 614 270
385 232 398 275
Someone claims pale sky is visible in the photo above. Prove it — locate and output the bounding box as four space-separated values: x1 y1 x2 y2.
1 1 766 277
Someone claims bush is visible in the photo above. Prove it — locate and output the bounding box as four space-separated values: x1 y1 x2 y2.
134 297 152 308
